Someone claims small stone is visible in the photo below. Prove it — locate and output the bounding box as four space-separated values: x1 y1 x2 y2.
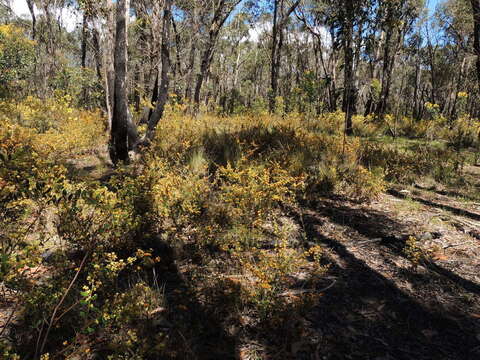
419 232 433 241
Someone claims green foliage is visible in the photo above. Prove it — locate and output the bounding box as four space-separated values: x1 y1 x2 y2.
360 139 461 184
50 67 104 109
0 25 35 99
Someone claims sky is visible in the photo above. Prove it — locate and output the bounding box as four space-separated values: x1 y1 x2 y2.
427 0 442 14
10 0 79 32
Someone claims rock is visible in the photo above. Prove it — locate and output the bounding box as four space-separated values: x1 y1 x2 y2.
399 189 411 196
419 232 433 241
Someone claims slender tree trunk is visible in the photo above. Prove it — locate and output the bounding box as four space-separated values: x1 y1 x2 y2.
109 0 130 164
343 0 355 136
413 59 421 119
471 0 480 93
375 27 394 118
268 0 301 113
364 31 384 116
171 16 183 97
193 1 241 113
193 45 213 111
81 14 88 68
91 27 103 81
145 0 173 142
26 0 36 40
80 14 89 105
105 1 116 130
184 7 198 102
269 0 280 113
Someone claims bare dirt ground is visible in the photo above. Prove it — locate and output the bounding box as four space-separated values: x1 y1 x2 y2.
290 182 480 360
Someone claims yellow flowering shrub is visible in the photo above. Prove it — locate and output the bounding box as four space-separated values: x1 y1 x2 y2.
403 236 423 267
0 95 106 159
236 235 326 317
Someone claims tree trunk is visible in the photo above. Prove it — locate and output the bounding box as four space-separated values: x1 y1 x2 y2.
184 7 198 102
375 27 393 118
105 1 116 130
91 27 103 81
269 0 280 113
109 0 130 164
171 16 183 98
26 0 36 40
193 1 241 113
145 0 173 142
269 0 301 113
471 0 480 93
343 0 355 136
81 14 88 68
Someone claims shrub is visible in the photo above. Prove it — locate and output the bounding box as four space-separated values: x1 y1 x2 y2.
0 25 35 99
445 115 480 151
0 96 106 158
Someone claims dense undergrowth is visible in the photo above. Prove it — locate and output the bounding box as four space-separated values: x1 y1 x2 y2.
1 96 479 359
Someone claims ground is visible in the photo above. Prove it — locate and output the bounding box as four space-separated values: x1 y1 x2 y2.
296 189 480 360
2 150 480 359
159 163 480 359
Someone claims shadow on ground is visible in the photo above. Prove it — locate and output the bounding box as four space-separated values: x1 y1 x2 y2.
155 198 480 359
388 189 480 221
284 201 480 360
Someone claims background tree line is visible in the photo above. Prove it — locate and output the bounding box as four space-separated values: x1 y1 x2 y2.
1 0 480 159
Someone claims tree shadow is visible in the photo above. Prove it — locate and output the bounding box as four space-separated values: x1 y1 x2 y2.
388 189 480 222
287 208 480 360
413 184 480 202
138 237 238 360
311 197 480 296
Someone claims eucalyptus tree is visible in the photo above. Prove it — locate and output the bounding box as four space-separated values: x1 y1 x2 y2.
373 0 423 118
109 0 130 164
471 0 480 93
192 0 242 112
109 0 173 163
268 0 301 113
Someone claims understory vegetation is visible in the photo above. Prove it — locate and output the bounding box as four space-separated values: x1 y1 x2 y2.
1 93 479 359
2 0 480 358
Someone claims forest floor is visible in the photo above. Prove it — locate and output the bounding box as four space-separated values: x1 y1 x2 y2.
3 149 480 359
292 183 480 360
72 152 480 359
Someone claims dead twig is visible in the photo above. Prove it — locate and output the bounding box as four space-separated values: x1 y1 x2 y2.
36 251 90 359
0 301 19 338
280 280 336 297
